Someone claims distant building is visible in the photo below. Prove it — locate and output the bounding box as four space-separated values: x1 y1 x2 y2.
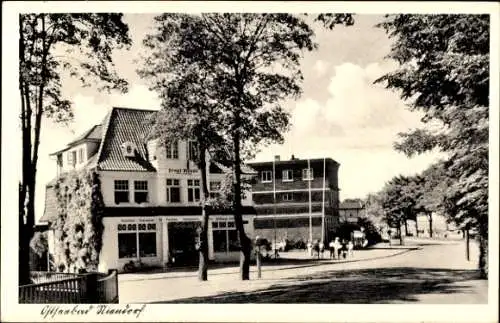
247 155 341 244
339 199 365 224
41 107 257 272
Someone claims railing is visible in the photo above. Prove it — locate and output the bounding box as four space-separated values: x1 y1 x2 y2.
20 270 119 304
97 270 119 303
19 276 87 304
30 271 81 284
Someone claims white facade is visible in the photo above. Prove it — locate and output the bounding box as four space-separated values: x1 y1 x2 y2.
98 214 255 272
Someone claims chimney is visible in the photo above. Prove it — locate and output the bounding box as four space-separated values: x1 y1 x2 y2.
274 155 280 161
291 154 295 160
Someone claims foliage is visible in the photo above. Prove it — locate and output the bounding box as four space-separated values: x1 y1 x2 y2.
380 175 419 225
30 231 48 257
19 13 130 284
376 14 489 277
52 170 105 273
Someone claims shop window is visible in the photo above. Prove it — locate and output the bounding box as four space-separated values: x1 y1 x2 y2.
166 141 179 159
166 179 181 203
282 169 293 182
212 221 240 253
114 180 129 204
117 222 157 259
134 180 149 204
118 233 137 258
261 170 272 183
139 232 157 257
302 168 313 181
187 179 200 202
212 230 227 252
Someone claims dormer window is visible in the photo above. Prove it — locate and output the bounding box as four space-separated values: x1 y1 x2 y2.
121 141 138 158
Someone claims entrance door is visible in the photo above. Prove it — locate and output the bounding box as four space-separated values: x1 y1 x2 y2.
168 221 200 266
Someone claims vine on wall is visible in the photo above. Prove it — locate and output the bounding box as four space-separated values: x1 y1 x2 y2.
52 170 105 273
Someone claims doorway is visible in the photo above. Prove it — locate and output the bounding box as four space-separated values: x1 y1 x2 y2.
168 221 200 266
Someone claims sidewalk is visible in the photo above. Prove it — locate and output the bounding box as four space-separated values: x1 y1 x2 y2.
119 245 418 282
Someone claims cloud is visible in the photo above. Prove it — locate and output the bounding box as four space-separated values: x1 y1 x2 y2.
312 59 331 76
254 62 442 199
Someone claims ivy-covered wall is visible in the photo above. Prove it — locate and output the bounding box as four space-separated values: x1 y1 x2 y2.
52 170 105 273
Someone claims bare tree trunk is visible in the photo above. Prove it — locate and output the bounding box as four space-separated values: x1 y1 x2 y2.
232 116 251 280
415 216 419 237
428 212 433 238
465 228 470 261
397 225 403 246
404 219 409 236
478 219 488 279
198 149 209 281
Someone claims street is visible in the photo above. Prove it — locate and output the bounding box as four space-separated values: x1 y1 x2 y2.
118 239 487 304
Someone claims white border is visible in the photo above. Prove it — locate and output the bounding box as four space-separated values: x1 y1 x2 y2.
2 2 499 323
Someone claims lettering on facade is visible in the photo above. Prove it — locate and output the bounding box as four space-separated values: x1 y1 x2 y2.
168 168 199 175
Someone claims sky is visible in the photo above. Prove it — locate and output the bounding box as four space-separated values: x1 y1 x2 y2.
34 14 444 223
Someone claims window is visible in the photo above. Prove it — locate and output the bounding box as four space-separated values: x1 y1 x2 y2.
166 179 181 203
283 193 293 201
78 148 85 164
187 140 198 161
261 170 272 183
114 180 129 204
139 232 157 257
67 151 76 168
118 233 137 258
166 141 179 159
117 222 157 259
212 221 239 253
302 168 314 181
134 180 149 204
187 179 200 202
282 169 293 182
209 181 221 199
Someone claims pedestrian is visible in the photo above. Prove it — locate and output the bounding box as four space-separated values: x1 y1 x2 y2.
334 237 342 259
328 240 335 259
319 241 325 259
347 240 354 257
341 240 347 259
307 241 313 257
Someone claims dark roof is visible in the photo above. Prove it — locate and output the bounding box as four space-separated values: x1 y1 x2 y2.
50 124 103 156
340 200 364 210
248 157 339 169
96 107 157 172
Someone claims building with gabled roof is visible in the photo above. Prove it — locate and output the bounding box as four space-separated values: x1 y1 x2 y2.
42 107 257 272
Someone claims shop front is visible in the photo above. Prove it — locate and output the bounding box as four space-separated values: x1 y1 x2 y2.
98 212 255 272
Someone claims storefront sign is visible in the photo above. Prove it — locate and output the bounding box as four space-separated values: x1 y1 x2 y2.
168 168 199 175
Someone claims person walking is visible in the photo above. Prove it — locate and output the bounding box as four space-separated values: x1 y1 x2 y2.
347 240 354 258
334 237 342 259
328 240 336 259
319 241 325 259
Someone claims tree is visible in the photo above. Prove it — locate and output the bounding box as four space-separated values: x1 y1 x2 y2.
137 31 227 280
142 13 352 280
414 161 450 238
19 14 131 285
376 14 489 278
379 175 420 245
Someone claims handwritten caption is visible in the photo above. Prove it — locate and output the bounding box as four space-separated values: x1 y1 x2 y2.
41 304 147 319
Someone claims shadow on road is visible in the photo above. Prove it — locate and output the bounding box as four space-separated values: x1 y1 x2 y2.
153 267 486 304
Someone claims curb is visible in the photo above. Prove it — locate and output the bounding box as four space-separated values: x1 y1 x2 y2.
119 247 419 282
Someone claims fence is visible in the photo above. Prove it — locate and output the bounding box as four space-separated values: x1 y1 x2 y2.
97 270 119 303
19 270 118 304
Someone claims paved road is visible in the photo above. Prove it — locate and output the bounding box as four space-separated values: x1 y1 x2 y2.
119 240 487 304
